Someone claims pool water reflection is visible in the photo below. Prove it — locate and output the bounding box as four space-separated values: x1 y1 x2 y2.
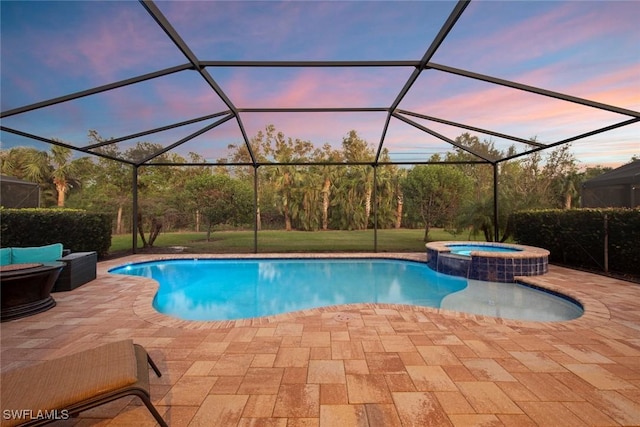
109 258 582 322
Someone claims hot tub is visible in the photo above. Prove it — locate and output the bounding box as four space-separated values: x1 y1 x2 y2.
426 241 550 282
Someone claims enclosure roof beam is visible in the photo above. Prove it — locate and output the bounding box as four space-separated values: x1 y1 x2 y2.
388 1 470 113
395 109 547 148
237 107 389 113
202 60 418 67
392 112 495 163
136 114 235 165
376 115 393 167
0 126 136 166
427 62 640 118
377 0 471 163
498 117 640 164
83 111 233 150
0 64 192 119
139 2 236 110
144 159 489 167
139 0 256 165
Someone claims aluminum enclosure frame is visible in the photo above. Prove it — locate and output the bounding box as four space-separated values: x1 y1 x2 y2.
1 0 638 250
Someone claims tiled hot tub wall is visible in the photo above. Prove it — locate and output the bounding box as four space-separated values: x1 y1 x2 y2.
427 249 470 277
426 242 549 283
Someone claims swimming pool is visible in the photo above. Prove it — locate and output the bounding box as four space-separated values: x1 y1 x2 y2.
109 258 582 322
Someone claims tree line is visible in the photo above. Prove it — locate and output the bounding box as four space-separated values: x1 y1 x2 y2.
0 126 623 243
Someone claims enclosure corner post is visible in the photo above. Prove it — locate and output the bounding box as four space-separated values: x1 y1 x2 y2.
493 162 499 243
132 165 139 254
603 213 609 273
373 164 378 252
253 165 259 254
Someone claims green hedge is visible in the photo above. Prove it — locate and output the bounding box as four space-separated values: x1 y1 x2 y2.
510 209 640 275
0 208 112 258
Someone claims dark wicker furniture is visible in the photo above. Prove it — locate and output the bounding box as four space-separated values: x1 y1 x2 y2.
53 251 98 292
0 262 65 322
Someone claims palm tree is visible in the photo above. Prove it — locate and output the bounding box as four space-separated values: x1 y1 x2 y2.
341 130 375 230
331 171 368 230
50 145 78 207
272 165 295 231
313 144 343 230
291 166 323 231
556 171 581 209
393 167 407 229
0 145 78 207
263 128 313 231
374 164 399 229
374 149 402 229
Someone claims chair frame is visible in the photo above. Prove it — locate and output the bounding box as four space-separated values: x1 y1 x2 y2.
4 343 169 427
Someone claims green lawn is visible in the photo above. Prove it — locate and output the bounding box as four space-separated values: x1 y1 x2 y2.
109 228 481 254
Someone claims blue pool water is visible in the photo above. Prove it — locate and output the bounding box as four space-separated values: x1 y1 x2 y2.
447 244 521 257
109 258 583 322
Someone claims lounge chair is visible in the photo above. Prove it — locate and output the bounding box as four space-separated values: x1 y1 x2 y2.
0 340 168 427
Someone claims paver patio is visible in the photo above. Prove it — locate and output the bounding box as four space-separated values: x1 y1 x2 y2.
1 253 639 426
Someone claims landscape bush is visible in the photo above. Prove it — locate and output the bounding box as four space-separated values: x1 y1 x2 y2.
510 208 639 276
0 208 112 258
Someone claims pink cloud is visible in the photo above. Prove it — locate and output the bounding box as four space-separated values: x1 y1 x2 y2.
265 70 362 107
399 59 639 143
488 60 640 113
155 77 230 118
38 6 177 84
484 5 604 61
220 67 410 109
568 67 640 110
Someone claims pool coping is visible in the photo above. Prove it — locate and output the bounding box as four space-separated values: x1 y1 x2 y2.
99 252 608 330
425 241 550 258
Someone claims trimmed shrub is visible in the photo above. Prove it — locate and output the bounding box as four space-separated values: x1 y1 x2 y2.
0 208 112 258
510 209 639 276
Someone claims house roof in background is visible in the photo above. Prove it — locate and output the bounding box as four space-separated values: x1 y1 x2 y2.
583 160 640 188
0 175 39 186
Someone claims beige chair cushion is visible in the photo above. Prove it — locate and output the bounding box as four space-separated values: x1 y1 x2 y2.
1 340 137 426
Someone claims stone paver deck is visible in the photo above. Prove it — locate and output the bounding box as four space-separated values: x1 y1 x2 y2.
1 253 639 426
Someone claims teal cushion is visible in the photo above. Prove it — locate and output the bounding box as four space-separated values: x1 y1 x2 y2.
0 248 11 266
12 243 63 264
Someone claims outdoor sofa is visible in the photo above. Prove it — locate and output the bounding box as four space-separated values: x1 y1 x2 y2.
0 339 168 426
0 244 97 321
0 243 97 291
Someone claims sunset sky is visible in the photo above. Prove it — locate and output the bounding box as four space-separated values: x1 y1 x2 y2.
1 0 638 168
